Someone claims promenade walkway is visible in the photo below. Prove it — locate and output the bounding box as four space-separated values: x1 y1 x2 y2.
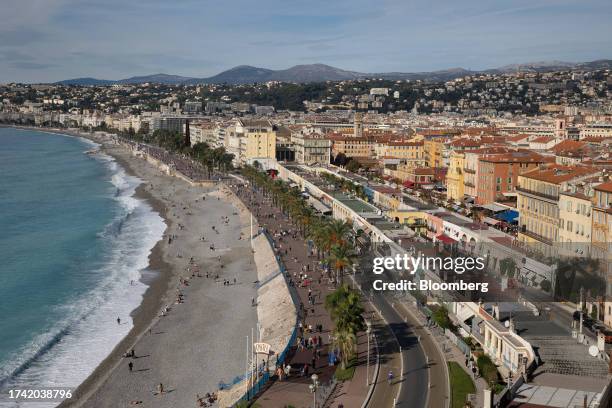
234 183 374 408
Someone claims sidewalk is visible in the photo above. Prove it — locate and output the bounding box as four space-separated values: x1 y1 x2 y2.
235 185 374 408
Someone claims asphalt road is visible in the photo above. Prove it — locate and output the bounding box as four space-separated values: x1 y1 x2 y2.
356 266 448 408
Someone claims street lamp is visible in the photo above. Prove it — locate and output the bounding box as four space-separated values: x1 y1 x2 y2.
366 320 372 386
309 373 319 408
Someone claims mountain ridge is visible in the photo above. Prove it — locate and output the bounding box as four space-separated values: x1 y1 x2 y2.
53 59 612 86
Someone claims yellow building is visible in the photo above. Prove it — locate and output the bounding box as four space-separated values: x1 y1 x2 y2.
558 189 593 245
591 181 612 328
446 151 465 201
237 119 277 165
382 140 424 161
387 210 428 233
423 137 447 168
517 166 599 255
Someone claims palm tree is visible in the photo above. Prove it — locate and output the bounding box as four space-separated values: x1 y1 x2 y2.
308 220 331 259
325 285 365 369
328 219 352 248
328 244 355 285
332 328 357 369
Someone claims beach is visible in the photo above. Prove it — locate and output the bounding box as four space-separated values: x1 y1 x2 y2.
54 133 260 407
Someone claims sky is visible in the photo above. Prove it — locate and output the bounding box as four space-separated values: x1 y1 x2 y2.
1 0 611 83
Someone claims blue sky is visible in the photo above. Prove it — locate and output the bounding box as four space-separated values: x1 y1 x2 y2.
1 0 611 83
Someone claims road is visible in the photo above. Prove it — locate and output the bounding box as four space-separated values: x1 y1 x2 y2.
355 269 449 408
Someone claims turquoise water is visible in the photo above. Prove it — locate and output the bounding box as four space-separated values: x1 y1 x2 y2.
0 128 165 405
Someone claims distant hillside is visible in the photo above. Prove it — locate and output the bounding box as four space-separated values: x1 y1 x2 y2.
116 73 195 85
55 77 115 86
54 59 612 86
185 65 273 85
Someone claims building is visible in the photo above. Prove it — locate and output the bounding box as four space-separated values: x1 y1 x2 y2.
579 123 612 140
236 119 277 167
591 181 612 328
381 140 425 161
188 120 217 146
330 135 375 159
183 101 202 113
423 136 448 168
558 187 593 245
517 165 600 254
476 151 549 205
150 116 187 134
292 132 331 165
446 151 465 201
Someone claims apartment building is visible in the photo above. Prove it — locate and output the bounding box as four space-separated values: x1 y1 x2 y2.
517 165 600 254
423 136 448 168
329 135 375 158
291 132 331 165
188 120 217 146
591 181 612 328
381 140 425 161
476 151 549 205
579 123 612 140
558 188 593 244
237 119 277 167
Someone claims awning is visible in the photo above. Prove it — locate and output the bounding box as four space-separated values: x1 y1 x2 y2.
481 203 507 213
403 180 415 188
483 216 501 226
495 209 519 224
307 196 332 214
435 234 456 244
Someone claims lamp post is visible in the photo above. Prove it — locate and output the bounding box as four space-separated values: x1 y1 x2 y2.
366 320 372 386
309 373 319 408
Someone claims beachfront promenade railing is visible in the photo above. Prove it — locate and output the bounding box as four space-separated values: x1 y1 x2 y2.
231 230 300 406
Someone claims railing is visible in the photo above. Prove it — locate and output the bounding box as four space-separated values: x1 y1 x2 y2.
232 229 301 406
519 229 553 245
515 186 558 202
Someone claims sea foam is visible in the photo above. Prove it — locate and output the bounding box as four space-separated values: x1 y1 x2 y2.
0 151 166 408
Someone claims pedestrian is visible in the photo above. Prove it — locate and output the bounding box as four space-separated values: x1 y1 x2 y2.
388 370 394 385
128 361 133 372
117 317 121 325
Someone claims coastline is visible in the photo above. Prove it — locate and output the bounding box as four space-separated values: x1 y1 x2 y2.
57 144 177 407
1 126 259 407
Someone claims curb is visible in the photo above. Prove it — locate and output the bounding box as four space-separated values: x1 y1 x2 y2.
397 302 451 408
360 326 380 408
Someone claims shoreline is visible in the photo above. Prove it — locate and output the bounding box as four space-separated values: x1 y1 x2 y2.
58 145 177 407
1 125 258 407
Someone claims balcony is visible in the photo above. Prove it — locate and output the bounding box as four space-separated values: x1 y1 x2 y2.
519 229 553 245
463 167 476 174
464 181 475 188
516 186 558 202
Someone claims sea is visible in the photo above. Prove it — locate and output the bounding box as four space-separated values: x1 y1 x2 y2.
0 128 166 407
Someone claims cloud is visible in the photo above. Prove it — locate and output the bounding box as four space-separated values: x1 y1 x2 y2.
0 28 46 46
0 0 610 82
9 61 57 70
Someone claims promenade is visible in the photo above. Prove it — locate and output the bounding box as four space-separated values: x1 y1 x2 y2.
235 182 375 408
